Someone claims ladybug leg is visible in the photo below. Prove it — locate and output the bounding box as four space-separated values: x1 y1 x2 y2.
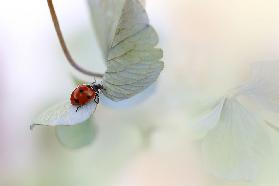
94 95 99 104
76 106 81 112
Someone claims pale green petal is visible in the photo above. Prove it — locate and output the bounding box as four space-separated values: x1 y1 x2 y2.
110 0 149 47
88 0 125 58
202 98 270 181
102 0 164 101
88 0 145 58
31 101 97 129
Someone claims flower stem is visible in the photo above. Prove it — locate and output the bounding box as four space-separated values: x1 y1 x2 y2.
47 0 104 78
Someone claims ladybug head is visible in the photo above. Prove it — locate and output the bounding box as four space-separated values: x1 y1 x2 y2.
88 83 103 93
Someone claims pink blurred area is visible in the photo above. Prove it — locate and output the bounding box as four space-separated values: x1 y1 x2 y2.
110 149 209 186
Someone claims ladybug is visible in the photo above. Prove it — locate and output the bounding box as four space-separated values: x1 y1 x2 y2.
70 83 103 112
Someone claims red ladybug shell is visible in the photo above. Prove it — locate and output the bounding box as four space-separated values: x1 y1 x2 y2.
70 85 96 106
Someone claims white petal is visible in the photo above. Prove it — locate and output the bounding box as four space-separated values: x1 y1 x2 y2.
31 101 97 129
202 97 270 181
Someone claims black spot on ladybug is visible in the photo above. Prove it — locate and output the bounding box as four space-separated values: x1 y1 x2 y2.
79 89 84 93
74 99 79 103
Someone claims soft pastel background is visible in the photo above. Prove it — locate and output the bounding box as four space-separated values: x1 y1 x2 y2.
1 0 279 186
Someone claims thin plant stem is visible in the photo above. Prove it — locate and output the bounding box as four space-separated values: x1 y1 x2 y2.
47 0 104 78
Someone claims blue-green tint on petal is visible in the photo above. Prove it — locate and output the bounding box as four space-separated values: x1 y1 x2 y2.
55 118 96 149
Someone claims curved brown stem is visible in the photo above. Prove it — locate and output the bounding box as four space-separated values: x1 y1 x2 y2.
47 0 104 78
